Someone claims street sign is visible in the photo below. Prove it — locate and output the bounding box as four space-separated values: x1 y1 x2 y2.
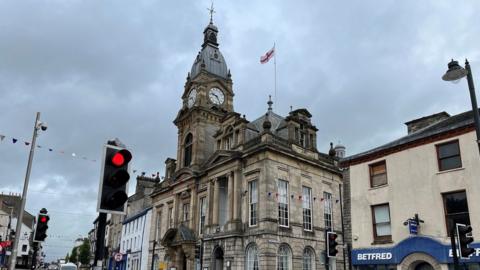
114 253 123 262
409 219 418 235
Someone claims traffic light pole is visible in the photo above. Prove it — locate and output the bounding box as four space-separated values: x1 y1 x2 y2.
31 242 39 269
9 112 41 270
450 227 460 270
94 213 107 270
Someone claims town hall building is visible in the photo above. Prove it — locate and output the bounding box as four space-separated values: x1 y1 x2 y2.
147 16 345 270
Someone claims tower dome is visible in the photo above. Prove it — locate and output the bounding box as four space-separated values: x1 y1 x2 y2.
190 22 229 79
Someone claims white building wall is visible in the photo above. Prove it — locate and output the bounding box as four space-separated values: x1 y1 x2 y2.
11 218 33 257
120 209 152 270
350 131 480 249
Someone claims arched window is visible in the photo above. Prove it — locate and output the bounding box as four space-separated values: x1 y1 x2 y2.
245 244 259 270
184 133 193 167
277 244 291 270
303 247 315 270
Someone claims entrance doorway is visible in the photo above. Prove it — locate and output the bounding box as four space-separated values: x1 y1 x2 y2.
415 262 434 270
212 247 224 270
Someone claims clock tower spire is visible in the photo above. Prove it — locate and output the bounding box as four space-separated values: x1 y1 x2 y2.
174 14 234 171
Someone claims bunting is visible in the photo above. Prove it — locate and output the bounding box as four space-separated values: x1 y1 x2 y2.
263 191 340 204
0 132 157 178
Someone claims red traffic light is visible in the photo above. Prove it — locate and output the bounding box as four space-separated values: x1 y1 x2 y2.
110 149 132 167
112 153 125 166
40 216 48 223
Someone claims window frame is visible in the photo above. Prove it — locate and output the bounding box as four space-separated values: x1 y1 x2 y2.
168 206 174 228
249 180 258 227
436 139 462 171
302 186 313 231
184 133 193 167
245 243 259 270
369 160 388 187
199 197 207 235
277 244 292 270
442 190 470 236
182 202 190 224
302 247 315 270
371 203 392 243
277 180 290 227
323 192 333 230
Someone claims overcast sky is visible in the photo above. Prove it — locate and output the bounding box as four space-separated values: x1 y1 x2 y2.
1 0 479 262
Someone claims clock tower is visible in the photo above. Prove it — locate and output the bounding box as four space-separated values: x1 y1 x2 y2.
174 18 234 171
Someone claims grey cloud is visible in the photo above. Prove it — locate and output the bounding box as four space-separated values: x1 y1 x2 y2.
1 0 479 261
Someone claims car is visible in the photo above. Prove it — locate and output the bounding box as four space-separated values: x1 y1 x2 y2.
59 263 77 270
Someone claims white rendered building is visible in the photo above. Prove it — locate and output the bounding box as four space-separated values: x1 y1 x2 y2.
343 111 480 270
120 208 152 270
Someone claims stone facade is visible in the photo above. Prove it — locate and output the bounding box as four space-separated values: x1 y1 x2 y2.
146 18 344 270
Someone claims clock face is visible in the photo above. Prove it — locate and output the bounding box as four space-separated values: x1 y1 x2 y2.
187 88 197 108
209 87 224 105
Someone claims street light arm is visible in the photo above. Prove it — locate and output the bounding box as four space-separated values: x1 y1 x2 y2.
464 59 480 155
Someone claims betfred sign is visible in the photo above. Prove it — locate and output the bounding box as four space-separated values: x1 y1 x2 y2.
357 252 393 261
449 248 480 258
352 236 480 265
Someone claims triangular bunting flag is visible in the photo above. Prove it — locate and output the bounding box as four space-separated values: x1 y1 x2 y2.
25 142 30 146
37 145 42 148
12 138 17 143
49 148 53 152
72 153 76 157
0 135 5 141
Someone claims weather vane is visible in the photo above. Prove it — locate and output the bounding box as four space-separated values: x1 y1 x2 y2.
207 2 215 23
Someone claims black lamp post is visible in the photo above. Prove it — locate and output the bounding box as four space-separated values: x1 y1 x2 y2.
442 59 480 155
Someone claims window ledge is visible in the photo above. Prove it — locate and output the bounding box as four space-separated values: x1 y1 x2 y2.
369 184 388 191
371 239 393 245
437 167 465 174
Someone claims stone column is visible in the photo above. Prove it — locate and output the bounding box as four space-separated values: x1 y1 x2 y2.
212 178 219 225
227 172 234 223
173 194 179 228
189 188 197 229
206 180 212 226
233 170 240 221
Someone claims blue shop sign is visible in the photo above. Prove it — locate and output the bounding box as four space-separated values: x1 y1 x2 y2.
352 236 480 265
408 220 418 235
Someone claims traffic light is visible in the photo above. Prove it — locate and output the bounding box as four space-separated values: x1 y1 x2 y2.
98 144 132 213
34 211 49 242
327 231 339 257
456 223 474 259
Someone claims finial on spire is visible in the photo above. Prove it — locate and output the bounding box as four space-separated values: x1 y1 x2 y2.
207 2 216 24
267 95 273 111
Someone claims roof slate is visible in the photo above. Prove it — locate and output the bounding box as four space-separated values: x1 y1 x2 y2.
343 109 479 162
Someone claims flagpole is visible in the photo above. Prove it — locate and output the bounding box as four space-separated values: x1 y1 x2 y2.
274 42 277 105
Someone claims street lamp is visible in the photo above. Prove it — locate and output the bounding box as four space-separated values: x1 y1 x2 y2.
8 112 47 270
442 59 480 154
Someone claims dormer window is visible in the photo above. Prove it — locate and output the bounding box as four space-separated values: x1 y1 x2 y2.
300 133 306 148
184 133 193 167
298 124 306 147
